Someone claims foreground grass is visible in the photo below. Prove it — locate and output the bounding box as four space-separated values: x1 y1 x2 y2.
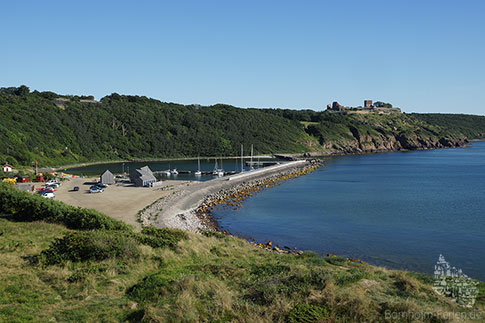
1 216 484 322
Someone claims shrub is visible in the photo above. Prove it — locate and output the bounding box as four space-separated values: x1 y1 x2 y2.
246 268 328 306
0 182 131 231
135 227 187 248
335 269 369 287
40 230 140 265
201 230 226 239
127 270 183 302
287 303 329 323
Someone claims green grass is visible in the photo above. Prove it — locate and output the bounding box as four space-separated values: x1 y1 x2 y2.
300 121 319 129
0 183 483 322
1 215 484 322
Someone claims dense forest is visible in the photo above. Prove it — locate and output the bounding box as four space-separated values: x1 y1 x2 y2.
0 87 313 167
1 86 485 167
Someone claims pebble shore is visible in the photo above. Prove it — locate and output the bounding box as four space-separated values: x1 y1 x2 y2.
194 161 321 254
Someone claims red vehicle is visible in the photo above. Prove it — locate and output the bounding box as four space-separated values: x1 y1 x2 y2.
17 176 30 183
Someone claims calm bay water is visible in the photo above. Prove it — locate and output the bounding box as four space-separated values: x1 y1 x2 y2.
64 158 273 181
212 141 485 281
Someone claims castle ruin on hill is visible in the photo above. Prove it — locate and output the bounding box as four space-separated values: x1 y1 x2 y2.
327 100 402 114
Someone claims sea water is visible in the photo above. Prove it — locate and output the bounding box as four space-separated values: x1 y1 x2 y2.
212 141 485 280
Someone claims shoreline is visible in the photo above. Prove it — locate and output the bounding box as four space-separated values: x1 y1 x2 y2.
135 140 475 234
140 160 316 233
194 163 320 231
53 154 274 172
45 138 480 172
192 163 322 254
135 160 321 255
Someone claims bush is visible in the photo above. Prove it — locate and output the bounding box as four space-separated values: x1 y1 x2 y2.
127 270 183 302
335 269 369 287
201 230 226 239
135 227 187 249
40 230 140 265
0 183 131 231
287 303 329 323
246 268 328 306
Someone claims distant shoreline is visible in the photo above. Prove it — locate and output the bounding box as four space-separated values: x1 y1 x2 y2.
54 155 274 172
54 139 476 174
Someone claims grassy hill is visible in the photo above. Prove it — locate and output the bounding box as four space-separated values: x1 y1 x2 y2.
0 182 483 322
263 109 485 155
0 87 314 168
412 113 485 139
2 86 485 169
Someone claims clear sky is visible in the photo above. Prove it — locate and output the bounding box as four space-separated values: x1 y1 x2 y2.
1 0 484 114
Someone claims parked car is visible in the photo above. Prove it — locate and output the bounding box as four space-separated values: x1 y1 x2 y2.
73 186 79 191
41 192 55 199
89 186 104 193
97 183 108 188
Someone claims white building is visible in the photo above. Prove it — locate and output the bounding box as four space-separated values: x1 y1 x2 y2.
2 164 13 172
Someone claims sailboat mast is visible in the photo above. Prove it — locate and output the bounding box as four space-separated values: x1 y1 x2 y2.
241 144 244 172
250 144 254 169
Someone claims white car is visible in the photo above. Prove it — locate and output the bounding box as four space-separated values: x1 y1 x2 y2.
89 186 104 193
41 192 55 198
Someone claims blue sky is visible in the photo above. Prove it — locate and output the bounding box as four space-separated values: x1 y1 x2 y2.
1 0 484 114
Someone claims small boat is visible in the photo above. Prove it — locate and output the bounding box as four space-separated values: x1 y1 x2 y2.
195 156 202 176
162 170 171 176
212 158 219 175
212 158 224 176
217 157 224 176
171 169 179 175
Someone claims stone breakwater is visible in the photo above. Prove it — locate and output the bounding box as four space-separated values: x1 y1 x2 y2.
194 162 321 254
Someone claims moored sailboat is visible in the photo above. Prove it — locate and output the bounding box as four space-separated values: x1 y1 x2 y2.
195 156 202 176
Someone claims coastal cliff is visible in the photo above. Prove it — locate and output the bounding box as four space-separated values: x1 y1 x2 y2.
313 131 468 155
303 113 470 155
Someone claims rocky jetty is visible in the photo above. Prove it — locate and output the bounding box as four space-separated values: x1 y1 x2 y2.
194 162 321 254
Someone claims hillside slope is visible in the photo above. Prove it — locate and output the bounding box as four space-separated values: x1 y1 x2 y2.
0 183 483 322
412 113 485 139
1 86 485 168
0 87 314 167
304 113 469 155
